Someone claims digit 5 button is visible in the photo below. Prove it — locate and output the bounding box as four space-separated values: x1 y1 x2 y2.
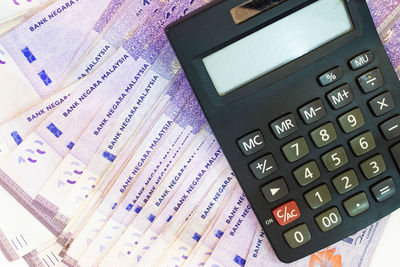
272 200 300 226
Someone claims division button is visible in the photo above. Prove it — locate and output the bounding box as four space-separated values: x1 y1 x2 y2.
315 207 342 232
283 224 311 248
349 51 374 70
326 84 354 110
237 130 265 156
298 99 326 124
272 200 300 226
261 178 288 203
357 68 384 93
318 67 343 86
371 177 396 202
343 192 369 217
380 115 400 140
369 91 395 116
249 154 277 179
360 154 386 179
270 114 298 139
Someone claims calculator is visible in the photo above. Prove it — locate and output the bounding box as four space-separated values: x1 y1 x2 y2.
166 0 400 262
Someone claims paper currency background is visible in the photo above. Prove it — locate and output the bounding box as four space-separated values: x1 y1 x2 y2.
0 0 398 266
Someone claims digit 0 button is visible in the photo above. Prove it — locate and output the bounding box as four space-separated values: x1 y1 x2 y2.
338 108 365 133
237 130 265 156
315 207 342 232
343 192 369 217
272 200 300 226
283 224 311 248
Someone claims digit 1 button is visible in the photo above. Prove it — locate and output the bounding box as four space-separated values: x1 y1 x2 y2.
349 131 376 156
369 91 395 117
293 161 321 186
338 108 365 133
315 207 342 232
237 130 265 156
284 224 311 249
321 146 348 171
304 184 332 209
357 68 384 93
318 67 343 86
380 115 400 140
360 154 386 179
343 192 369 217
261 178 288 203
371 177 396 202
310 123 337 148
332 169 359 194
298 99 326 124
349 51 374 70
281 137 309 162
249 154 277 179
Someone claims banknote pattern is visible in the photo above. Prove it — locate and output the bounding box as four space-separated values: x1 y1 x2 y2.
0 0 397 266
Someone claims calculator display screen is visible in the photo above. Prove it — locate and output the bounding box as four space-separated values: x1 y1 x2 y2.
202 0 353 96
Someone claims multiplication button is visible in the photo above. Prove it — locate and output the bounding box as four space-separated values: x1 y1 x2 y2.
357 68 384 93
237 130 265 156
369 91 395 116
343 192 369 217
371 178 396 202
249 154 277 179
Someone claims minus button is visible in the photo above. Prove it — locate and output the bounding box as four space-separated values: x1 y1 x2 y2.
380 115 400 140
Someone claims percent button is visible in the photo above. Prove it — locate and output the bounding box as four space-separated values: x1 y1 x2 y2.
318 67 343 86
249 154 278 179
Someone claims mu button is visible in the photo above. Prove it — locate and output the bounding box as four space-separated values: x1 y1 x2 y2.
272 200 300 226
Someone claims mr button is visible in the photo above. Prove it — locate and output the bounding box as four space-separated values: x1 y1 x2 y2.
237 130 265 156
272 200 300 226
270 114 298 139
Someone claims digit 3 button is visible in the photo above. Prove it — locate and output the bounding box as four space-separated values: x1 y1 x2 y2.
261 178 288 203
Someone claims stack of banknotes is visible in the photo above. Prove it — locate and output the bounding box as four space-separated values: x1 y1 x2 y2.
0 0 398 266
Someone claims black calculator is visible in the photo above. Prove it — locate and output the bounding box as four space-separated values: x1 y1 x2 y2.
166 0 400 262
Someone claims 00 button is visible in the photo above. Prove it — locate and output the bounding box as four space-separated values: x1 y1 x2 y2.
315 207 342 232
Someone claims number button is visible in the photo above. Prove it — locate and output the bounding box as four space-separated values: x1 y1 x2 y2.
318 67 343 86
237 130 265 156
249 154 278 179
332 169 359 194
310 123 337 148
327 84 354 110
315 207 342 232
357 68 384 93
360 154 386 179
282 137 309 162
293 161 321 186
304 184 332 209
283 224 311 248
321 146 348 171
349 131 376 156
338 108 365 133
343 192 369 217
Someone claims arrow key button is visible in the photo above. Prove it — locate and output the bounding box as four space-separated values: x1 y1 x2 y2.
261 178 288 203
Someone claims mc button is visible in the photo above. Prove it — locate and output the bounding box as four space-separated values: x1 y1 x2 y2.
237 130 265 156
272 200 300 226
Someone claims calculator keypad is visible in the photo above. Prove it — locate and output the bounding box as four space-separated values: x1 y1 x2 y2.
237 130 265 156
318 67 343 86
270 114 298 139
283 224 311 248
272 200 300 226
371 178 396 202
380 115 400 140
261 178 288 203
349 51 374 70
299 99 326 124
293 161 320 186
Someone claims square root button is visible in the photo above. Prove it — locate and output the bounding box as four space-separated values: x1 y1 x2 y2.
249 154 277 179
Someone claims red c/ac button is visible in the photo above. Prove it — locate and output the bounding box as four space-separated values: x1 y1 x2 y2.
272 200 301 226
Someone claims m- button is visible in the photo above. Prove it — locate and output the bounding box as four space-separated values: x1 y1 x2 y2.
299 99 326 124
237 130 265 156
270 114 298 139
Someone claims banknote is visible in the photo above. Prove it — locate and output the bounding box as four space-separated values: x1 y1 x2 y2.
0 0 54 24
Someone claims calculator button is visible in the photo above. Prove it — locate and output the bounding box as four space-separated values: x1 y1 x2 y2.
315 207 342 232
321 146 348 171
310 123 337 148
261 178 288 203
343 192 369 217
357 68 384 93
360 154 386 179
298 99 326 124
281 137 309 162
332 169 359 194
369 91 395 116
349 51 374 70
390 143 400 169
237 130 265 156
318 67 343 86
338 108 365 133
272 200 300 226
326 84 354 110
270 114 298 139
293 161 320 186
349 131 376 156
249 154 277 179
283 224 311 249
371 178 396 202
380 115 400 140
304 184 332 209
